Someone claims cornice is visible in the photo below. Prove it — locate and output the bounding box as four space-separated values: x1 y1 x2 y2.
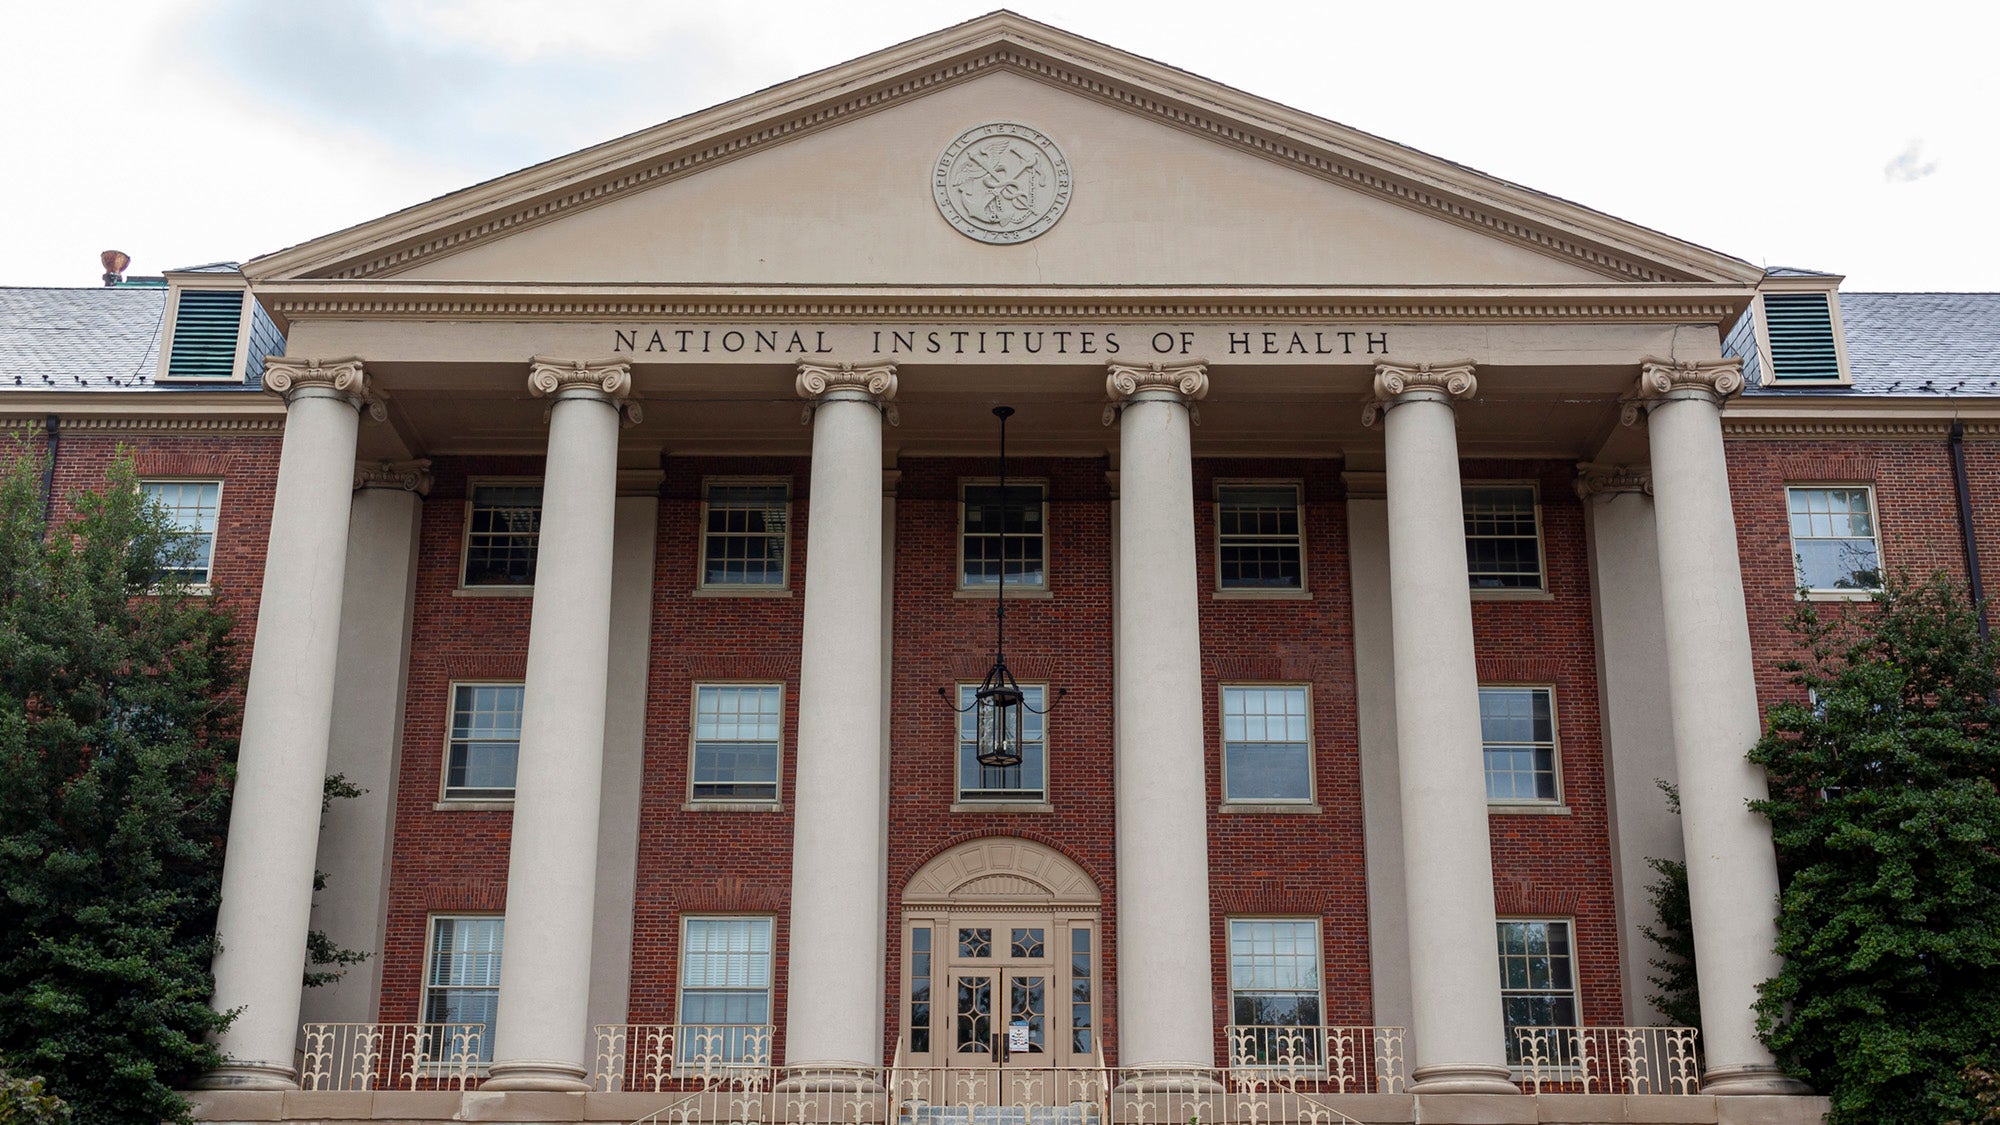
0 413 285 435
253 283 1749 326
242 15 1757 288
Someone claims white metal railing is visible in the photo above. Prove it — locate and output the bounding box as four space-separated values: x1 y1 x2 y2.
1513 1025 1702 1094
594 1024 775 1092
1223 1026 1407 1093
299 1022 487 1090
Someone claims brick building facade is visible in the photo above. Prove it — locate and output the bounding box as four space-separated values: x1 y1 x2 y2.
10 13 1997 1125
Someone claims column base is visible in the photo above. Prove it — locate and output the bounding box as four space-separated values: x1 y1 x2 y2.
1113 1063 1223 1095
192 1062 298 1090
1409 1062 1520 1094
775 1064 883 1094
479 1058 591 1091
1703 1063 1813 1095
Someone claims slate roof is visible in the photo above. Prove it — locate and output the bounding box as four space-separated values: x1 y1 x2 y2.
0 285 263 392
1742 292 2000 397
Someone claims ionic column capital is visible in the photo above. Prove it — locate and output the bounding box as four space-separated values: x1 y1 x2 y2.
528 356 639 425
797 359 898 425
265 356 385 420
1627 357 1744 422
1103 361 1208 424
353 459 434 496
1573 462 1652 499
1362 359 1477 426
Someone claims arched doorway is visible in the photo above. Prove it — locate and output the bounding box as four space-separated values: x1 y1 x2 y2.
898 838 1103 1078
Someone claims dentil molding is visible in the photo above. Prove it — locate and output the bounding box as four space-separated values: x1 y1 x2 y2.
1361 359 1477 426
264 357 386 421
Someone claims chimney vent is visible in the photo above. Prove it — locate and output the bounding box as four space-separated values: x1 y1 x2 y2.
100 250 131 287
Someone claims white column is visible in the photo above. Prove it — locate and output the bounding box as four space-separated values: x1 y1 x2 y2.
204 358 379 1089
1368 361 1517 1094
484 358 634 1091
1576 465 1686 1025
302 461 430 1029
1341 469 1414 1033
1634 359 1809 1094
586 473 663 1036
1106 361 1215 1076
785 360 896 1073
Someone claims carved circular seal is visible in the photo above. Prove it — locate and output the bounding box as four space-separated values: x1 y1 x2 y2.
933 123 1072 245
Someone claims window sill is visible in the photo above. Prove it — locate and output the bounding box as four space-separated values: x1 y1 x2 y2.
147 584 214 597
950 800 1053 814
682 800 785 812
1212 589 1312 601
1220 802 1322 815
1487 802 1570 816
1469 587 1554 602
434 800 514 811
455 585 534 598
1799 589 1879 602
954 588 1054 600
690 587 794 598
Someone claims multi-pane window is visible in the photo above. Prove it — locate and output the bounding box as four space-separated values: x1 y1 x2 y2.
1497 919 1579 1062
701 480 790 588
1463 485 1543 590
957 684 1046 801
1227 919 1322 1060
424 916 503 1063
679 917 774 1063
1217 483 1304 590
445 684 524 800
961 482 1046 590
692 684 782 802
1787 486 1883 592
1479 686 1558 803
1221 686 1312 803
462 482 542 587
140 480 221 584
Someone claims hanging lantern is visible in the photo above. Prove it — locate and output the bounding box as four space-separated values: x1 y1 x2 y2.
942 406 1060 767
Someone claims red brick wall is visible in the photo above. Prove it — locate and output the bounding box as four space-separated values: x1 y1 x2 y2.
1726 437 1997 709
884 458 1120 1062
44 432 282 638
1193 459 1372 1047
369 452 1643 1057
379 456 542 1022
628 458 809 1047
1464 460 1623 1028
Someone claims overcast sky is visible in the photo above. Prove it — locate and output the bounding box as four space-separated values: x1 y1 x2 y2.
3 1 1993 291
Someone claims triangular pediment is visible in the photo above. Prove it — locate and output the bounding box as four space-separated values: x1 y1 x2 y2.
245 12 1759 290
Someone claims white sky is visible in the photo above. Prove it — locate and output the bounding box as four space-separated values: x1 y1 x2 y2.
2 0 1994 291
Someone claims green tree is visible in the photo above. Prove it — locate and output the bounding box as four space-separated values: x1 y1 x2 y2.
0 443 240 1125
1638 784 1702 1029
1750 571 2000 1124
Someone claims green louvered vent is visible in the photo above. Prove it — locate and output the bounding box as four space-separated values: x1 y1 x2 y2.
1763 292 1842 380
166 289 245 380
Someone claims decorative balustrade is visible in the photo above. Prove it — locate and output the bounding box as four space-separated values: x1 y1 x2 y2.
594 1024 776 1092
1513 1025 1702 1095
299 1022 487 1091
1223 1026 1406 1094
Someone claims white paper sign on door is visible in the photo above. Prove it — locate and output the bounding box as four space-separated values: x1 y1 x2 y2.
1008 1023 1030 1052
